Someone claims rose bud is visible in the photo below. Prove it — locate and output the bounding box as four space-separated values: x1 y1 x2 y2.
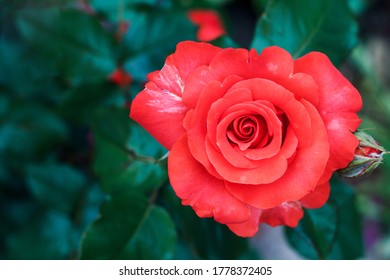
339 130 386 178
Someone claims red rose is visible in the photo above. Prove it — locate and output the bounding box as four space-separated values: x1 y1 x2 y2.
130 41 362 237
188 10 225 42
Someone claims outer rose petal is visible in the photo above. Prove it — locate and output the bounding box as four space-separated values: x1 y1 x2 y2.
130 82 187 150
259 201 304 227
148 41 221 96
168 135 251 224
299 182 330 209
131 41 221 150
294 52 362 171
226 207 262 237
208 46 294 82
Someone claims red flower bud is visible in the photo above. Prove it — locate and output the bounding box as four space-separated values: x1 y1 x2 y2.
339 130 387 178
188 9 225 42
109 68 133 87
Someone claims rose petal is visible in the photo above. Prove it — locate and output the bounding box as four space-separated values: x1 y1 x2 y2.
282 73 320 106
148 41 221 97
215 109 261 168
215 103 283 165
259 201 304 227
186 80 226 178
278 126 298 159
226 206 262 237
225 100 329 208
294 52 362 171
182 65 216 108
299 182 330 209
187 76 244 177
294 52 362 114
249 46 294 82
130 82 187 150
168 135 251 224
205 138 288 184
209 47 251 80
207 87 253 152
322 112 361 171
208 46 294 82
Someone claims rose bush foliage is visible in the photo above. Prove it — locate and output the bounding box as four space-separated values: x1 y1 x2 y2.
130 41 362 237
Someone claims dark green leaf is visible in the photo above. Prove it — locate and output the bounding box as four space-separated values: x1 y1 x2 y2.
92 107 131 147
251 0 358 65
16 8 116 83
59 82 121 124
285 205 337 259
92 133 167 193
6 210 74 259
0 104 68 163
116 205 177 259
250 0 269 15
90 0 163 18
26 163 86 213
0 40 61 100
80 190 176 259
128 120 167 159
286 177 364 259
122 6 196 80
91 106 167 193
0 0 74 9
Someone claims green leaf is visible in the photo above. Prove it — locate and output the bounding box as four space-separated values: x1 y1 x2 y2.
122 6 196 80
128 120 167 159
80 190 176 259
0 39 60 100
59 82 122 125
5 210 74 259
92 133 167 193
26 163 87 213
16 8 116 83
0 0 74 9
251 0 358 65
116 205 177 259
0 104 68 164
347 0 371 15
92 107 131 148
90 0 162 18
285 205 337 259
91 107 167 193
286 177 364 259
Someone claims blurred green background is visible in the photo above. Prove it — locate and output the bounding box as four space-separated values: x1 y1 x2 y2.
0 0 389 259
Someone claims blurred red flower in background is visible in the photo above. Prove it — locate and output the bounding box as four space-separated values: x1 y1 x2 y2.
109 68 133 87
188 9 225 42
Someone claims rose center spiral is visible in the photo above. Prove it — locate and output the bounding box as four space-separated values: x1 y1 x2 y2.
226 115 268 150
